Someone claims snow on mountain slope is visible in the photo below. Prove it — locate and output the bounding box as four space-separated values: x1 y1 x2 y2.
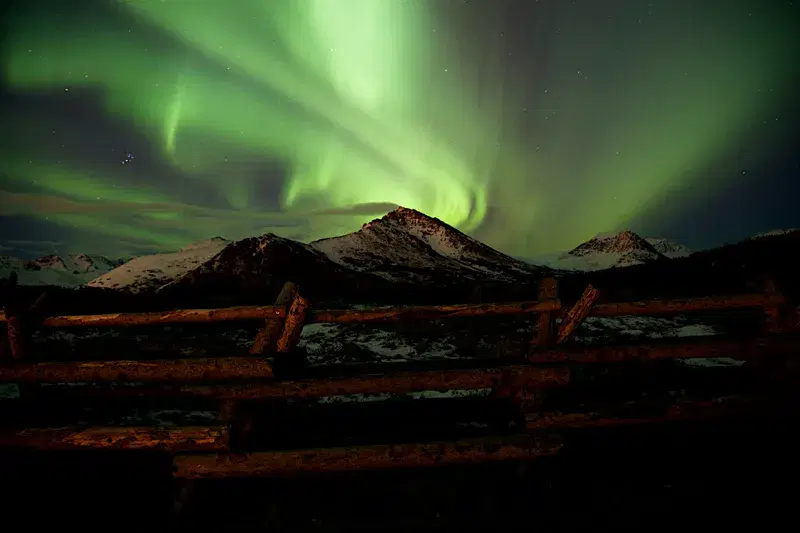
153 233 388 305
534 231 670 271
750 228 800 240
310 207 536 283
1 253 120 287
645 238 692 258
87 238 229 293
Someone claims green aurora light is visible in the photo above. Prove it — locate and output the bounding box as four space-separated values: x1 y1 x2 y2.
0 0 795 256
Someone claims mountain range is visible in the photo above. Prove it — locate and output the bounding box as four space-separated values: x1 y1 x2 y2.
2 208 798 307
88 207 542 306
0 253 123 287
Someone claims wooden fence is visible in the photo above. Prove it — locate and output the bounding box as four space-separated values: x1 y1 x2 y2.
0 277 798 480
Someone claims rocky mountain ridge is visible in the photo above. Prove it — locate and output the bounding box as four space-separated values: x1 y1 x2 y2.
309 207 536 283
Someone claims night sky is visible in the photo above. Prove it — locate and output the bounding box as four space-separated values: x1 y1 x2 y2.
1 0 798 260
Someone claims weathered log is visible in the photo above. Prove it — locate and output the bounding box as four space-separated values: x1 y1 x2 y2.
275 289 309 353
0 299 561 327
1 359 570 397
2 272 26 360
29 292 48 311
0 356 274 383
173 434 563 479
250 282 297 355
0 426 228 451
531 278 558 347
4 306 286 328
217 400 254 450
3 291 49 361
181 364 570 400
0 292 779 329
525 395 771 431
527 334 800 364
556 285 600 344
309 298 562 324
762 279 785 334
217 400 237 423
588 293 786 318
4 308 27 360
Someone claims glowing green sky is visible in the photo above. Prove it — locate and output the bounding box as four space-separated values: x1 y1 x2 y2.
1 0 797 258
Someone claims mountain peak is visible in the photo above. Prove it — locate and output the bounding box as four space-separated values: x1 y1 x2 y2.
553 230 668 270
311 207 535 283
645 237 692 258
180 236 231 252
569 230 657 257
360 206 443 232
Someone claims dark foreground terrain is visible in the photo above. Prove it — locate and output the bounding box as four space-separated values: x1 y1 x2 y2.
2 416 797 533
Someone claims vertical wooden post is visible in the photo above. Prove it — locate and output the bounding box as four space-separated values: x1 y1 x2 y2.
276 289 310 353
217 399 252 450
2 272 28 361
746 278 789 378
503 278 559 418
250 282 298 355
762 279 784 334
531 278 559 348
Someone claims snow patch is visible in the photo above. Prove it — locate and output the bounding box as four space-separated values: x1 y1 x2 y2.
751 228 799 239
317 388 492 404
1 253 119 287
87 237 228 293
298 322 459 365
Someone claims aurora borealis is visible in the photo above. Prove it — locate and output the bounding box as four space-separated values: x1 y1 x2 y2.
1 0 798 259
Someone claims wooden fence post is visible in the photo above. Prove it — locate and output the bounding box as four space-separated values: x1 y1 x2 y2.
759 279 792 378
250 282 298 355
276 288 310 353
531 278 558 348
505 278 559 417
2 272 28 361
217 399 252 450
557 285 600 344
762 279 785 334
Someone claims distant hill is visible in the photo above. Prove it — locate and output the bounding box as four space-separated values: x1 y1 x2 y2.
0 253 122 287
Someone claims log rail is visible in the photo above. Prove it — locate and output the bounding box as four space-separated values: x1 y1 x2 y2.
0 292 784 328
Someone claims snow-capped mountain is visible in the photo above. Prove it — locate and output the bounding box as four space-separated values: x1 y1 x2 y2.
309 207 536 283
644 238 692 258
534 231 670 272
0 253 121 287
87 237 230 293
80 208 539 303
154 233 383 305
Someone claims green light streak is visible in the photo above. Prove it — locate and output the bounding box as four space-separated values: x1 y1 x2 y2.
1 1 794 257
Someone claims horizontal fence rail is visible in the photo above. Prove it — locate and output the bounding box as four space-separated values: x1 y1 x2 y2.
527 334 800 364
0 299 562 328
173 434 564 479
0 293 786 328
0 426 228 452
0 362 571 398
